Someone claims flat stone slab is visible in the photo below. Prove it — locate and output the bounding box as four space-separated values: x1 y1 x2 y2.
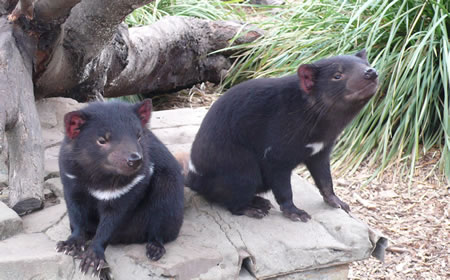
0 233 97 280
0 201 22 240
0 98 385 279
44 177 64 198
36 97 84 148
150 107 208 129
22 202 67 234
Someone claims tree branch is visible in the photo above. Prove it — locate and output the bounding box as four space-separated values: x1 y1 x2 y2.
7 0 82 22
35 0 154 99
34 0 81 23
7 0 32 20
35 16 262 100
104 17 262 97
0 0 18 16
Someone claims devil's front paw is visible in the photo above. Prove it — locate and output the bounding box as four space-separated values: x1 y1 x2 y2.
323 194 350 212
281 204 311 222
250 196 274 213
146 241 166 261
79 246 108 276
56 237 87 257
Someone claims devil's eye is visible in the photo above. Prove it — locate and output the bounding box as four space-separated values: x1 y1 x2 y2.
333 73 342 80
97 137 107 145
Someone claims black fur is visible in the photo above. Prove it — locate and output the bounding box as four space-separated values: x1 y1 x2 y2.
57 100 184 275
187 50 378 222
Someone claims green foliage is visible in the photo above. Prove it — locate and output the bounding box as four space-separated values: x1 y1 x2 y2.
125 0 249 27
224 0 450 181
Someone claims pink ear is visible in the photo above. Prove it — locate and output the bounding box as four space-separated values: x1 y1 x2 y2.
136 99 152 127
64 111 86 139
297 64 316 94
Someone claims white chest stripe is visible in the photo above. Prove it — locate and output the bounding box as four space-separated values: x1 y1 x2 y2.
188 159 199 174
89 163 155 201
306 142 324 156
148 162 155 177
90 174 145 201
66 173 77 179
263 146 272 159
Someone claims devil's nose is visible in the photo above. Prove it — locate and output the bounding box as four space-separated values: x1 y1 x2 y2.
127 152 142 167
364 68 378 80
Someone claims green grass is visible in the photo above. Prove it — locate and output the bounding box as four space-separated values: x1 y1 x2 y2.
223 0 449 182
125 0 250 26
124 0 449 182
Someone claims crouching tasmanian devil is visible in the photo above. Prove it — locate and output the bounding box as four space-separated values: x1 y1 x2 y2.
56 99 184 276
186 49 379 222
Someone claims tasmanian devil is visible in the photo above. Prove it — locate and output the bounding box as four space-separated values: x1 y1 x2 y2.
56 100 184 275
186 49 379 222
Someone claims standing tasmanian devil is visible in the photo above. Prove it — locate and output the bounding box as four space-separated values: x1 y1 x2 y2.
186 49 378 222
57 99 184 276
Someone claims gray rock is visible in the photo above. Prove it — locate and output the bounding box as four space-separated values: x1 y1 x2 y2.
177 175 380 279
42 129 64 149
44 146 61 179
22 202 66 234
0 233 78 280
0 201 22 240
40 179 383 280
151 107 207 129
36 98 83 150
36 98 84 131
44 140 61 160
166 143 193 155
44 177 64 198
240 264 349 280
45 212 71 242
44 158 60 179
0 105 386 280
36 98 84 179
152 125 200 146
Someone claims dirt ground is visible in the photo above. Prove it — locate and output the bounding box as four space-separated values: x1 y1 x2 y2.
156 85 449 280
336 152 449 280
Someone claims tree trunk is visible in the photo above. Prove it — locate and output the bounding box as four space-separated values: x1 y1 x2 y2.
0 15 44 214
0 0 261 214
34 15 261 101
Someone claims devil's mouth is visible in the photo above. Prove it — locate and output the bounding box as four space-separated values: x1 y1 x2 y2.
345 80 379 102
103 162 141 176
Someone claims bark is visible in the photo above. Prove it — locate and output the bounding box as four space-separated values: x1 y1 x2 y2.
0 16 44 213
35 15 261 101
103 17 261 98
0 0 17 16
33 0 82 23
35 0 154 99
8 0 81 22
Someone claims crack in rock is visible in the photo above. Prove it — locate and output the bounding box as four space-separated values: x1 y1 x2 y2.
191 195 256 277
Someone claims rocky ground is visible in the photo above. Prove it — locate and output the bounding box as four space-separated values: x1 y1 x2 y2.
156 85 449 280
0 83 447 279
0 98 383 280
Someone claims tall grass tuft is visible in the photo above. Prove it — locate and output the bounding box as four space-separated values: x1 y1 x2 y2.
224 0 450 182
